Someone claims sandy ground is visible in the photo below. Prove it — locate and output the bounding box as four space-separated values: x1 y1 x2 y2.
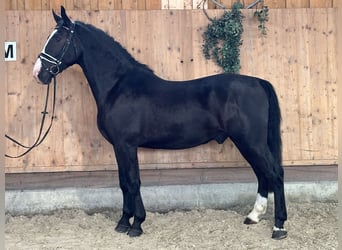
5 202 337 250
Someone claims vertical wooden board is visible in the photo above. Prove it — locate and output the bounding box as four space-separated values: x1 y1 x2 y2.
137 0 146 9
166 11 185 79
191 9 214 78
332 0 338 7
264 0 286 8
60 73 85 167
17 0 25 10
310 0 332 7
26 0 43 10
306 9 323 160
179 11 195 79
143 11 169 76
73 0 92 9
64 0 75 10
145 0 161 9
283 9 304 162
121 0 138 9
21 11 42 168
98 0 114 10
51 0 67 10
150 11 177 79
168 0 185 9
5 0 17 10
325 9 338 159
124 10 139 59
292 9 314 161
130 10 153 69
41 0 49 9
161 0 168 9
286 0 309 8
90 0 98 10
183 0 193 9
113 0 123 9
16 11 32 168
309 9 337 160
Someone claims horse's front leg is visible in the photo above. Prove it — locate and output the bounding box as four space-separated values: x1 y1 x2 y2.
113 144 146 237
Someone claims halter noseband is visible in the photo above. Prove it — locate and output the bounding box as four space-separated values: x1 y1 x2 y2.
39 23 76 76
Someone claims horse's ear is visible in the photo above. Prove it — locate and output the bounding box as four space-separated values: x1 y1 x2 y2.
52 9 61 24
60 5 72 26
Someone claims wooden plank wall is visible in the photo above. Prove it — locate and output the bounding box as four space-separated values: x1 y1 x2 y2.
4 9 337 173
4 0 338 10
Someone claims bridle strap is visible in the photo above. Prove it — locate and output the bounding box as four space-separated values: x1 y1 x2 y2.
39 24 75 76
5 76 57 158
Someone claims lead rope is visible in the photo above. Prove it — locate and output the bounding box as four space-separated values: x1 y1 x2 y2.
5 76 57 158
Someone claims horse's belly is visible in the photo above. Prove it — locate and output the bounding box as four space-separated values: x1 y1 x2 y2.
140 122 224 150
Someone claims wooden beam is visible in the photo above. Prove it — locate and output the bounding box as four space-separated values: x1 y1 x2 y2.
5 165 338 190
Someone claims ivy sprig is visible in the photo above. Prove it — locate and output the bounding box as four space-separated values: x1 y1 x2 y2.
254 5 269 35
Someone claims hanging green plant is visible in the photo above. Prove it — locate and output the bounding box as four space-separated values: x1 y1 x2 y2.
254 5 269 35
202 2 244 73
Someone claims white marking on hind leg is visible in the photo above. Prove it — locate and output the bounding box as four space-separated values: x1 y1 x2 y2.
247 193 268 223
273 226 286 231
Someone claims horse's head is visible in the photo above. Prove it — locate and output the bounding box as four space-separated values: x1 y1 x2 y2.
33 6 79 84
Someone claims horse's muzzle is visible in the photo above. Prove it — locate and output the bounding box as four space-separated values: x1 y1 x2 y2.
33 58 53 84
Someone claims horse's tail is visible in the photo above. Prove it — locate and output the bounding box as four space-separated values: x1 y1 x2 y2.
259 80 282 169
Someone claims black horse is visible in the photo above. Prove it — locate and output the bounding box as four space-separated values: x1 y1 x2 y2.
33 6 287 239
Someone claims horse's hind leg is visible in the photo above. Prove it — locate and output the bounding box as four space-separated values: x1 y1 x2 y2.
113 144 146 237
231 137 287 239
244 173 268 225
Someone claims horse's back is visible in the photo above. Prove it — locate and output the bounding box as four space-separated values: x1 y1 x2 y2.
100 72 269 148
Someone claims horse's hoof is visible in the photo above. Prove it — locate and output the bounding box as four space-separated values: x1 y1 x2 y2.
244 217 257 225
128 228 143 237
272 228 287 240
115 223 131 233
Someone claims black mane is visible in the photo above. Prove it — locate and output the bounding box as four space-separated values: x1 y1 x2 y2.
75 21 153 73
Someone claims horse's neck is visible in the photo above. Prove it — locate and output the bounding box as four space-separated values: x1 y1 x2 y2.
77 35 129 108
78 55 123 107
